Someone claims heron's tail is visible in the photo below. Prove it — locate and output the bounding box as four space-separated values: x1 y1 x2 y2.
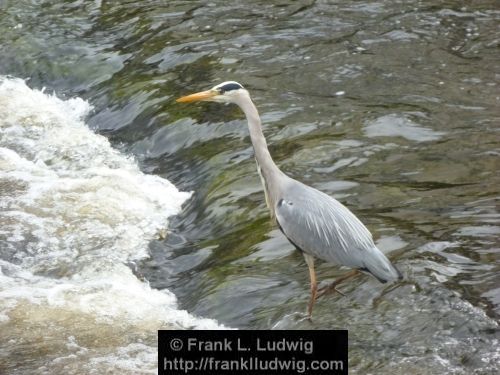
361 247 402 283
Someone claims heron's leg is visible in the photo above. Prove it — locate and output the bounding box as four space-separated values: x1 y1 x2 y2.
303 253 317 318
316 269 360 299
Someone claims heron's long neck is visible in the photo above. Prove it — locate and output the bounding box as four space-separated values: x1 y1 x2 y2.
239 97 281 175
238 96 284 210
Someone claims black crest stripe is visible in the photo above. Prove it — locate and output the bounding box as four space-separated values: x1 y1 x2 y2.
220 83 243 93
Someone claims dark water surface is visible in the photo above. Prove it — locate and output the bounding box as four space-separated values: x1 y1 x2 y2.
0 1 499 374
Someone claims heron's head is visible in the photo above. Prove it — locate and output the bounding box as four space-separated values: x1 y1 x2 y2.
176 81 248 104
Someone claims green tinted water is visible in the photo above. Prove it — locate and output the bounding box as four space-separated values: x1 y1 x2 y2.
0 1 499 374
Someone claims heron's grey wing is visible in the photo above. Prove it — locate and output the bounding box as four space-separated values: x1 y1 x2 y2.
275 180 401 281
275 180 373 267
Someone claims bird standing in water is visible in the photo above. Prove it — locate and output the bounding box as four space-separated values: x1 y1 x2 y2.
177 81 402 317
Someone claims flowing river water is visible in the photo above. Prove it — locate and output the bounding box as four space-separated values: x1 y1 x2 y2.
0 1 499 374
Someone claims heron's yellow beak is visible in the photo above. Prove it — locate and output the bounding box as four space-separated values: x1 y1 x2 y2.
176 90 217 103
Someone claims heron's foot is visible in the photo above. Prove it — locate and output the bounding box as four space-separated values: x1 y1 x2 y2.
316 282 346 300
315 269 360 300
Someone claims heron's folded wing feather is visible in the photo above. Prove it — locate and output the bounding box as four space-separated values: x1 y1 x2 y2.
275 181 375 267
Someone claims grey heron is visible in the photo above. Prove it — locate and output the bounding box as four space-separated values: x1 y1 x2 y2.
177 81 402 317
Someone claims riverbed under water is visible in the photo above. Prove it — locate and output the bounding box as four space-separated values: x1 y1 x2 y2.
0 1 499 374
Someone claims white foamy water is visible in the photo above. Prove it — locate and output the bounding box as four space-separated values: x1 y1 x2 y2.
0 76 222 374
